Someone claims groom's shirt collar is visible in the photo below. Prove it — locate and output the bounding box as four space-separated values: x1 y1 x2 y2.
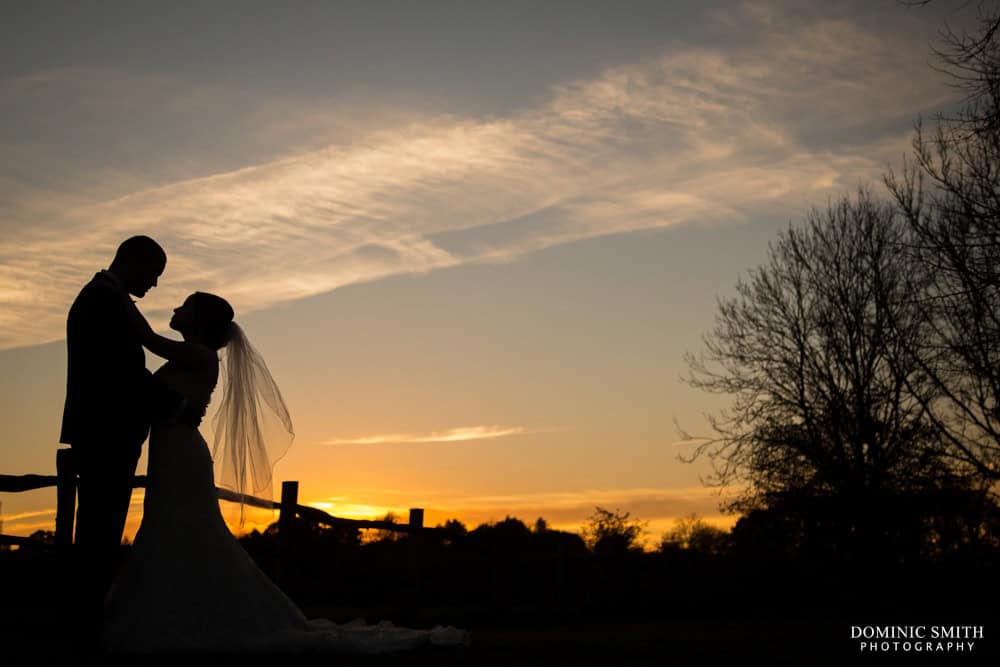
98 269 127 295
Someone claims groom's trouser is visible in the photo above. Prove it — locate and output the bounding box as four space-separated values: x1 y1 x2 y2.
70 441 142 646
73 441 141 553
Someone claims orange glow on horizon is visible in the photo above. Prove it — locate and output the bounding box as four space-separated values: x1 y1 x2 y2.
0 487 739 550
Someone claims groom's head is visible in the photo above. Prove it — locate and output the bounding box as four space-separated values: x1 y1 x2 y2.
110 236 166 298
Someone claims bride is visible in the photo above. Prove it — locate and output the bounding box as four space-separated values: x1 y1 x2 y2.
104 291 469 654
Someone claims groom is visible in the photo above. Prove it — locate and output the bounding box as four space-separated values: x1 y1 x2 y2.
59 235 185 646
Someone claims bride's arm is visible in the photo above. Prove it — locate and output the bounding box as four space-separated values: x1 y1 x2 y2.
120 296 205 366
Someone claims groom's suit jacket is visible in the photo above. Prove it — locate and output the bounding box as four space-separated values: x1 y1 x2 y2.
60 271 154 450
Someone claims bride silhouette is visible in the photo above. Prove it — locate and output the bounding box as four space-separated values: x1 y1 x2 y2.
104 291 469 654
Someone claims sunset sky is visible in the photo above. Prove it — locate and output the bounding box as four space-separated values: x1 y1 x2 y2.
0 1 976 543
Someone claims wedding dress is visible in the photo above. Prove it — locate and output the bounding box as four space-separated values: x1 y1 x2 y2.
104 349 468 654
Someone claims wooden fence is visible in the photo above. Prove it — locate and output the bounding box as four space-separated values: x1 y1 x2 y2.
0 448 426 550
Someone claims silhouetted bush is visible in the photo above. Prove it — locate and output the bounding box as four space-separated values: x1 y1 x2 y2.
659 514 730 558
580 507 646 556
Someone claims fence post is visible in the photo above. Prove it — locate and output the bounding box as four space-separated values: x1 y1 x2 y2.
279 481 299 532
55 448 77 547
406 508 425 603
277 481 298 586
408 508 424 531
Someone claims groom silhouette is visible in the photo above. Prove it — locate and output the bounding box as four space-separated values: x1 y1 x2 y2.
59 235 184 648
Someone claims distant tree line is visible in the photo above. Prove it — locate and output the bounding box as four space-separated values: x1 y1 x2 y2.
681 2 1000 563
224 505 996 627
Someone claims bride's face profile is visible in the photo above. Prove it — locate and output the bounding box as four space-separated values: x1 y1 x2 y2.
168 291 234 348
169 296 197 335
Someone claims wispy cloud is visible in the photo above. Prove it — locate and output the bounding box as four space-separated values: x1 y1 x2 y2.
0 508 56 523
324 425 528 445
0 5 956 350
0 508 58 537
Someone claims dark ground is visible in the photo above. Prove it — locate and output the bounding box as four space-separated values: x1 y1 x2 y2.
2 547 997 666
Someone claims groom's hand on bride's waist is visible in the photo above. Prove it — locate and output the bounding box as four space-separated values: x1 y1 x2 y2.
148 375 187 423
177 398 207 428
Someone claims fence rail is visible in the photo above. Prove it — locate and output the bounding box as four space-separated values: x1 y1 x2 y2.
0 474 57 493
1 448 425 549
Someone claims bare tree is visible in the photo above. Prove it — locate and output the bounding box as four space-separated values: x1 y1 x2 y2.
580 506 647 554
683 189 951 515
885 1 1000 481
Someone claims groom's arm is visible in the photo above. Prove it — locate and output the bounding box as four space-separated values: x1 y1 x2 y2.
121 297 209 367
112 292 207 427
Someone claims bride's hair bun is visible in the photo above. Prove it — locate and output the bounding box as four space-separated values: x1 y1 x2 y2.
191 291 235 349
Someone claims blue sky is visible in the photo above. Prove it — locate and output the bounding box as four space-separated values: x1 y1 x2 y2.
0 1 978 539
